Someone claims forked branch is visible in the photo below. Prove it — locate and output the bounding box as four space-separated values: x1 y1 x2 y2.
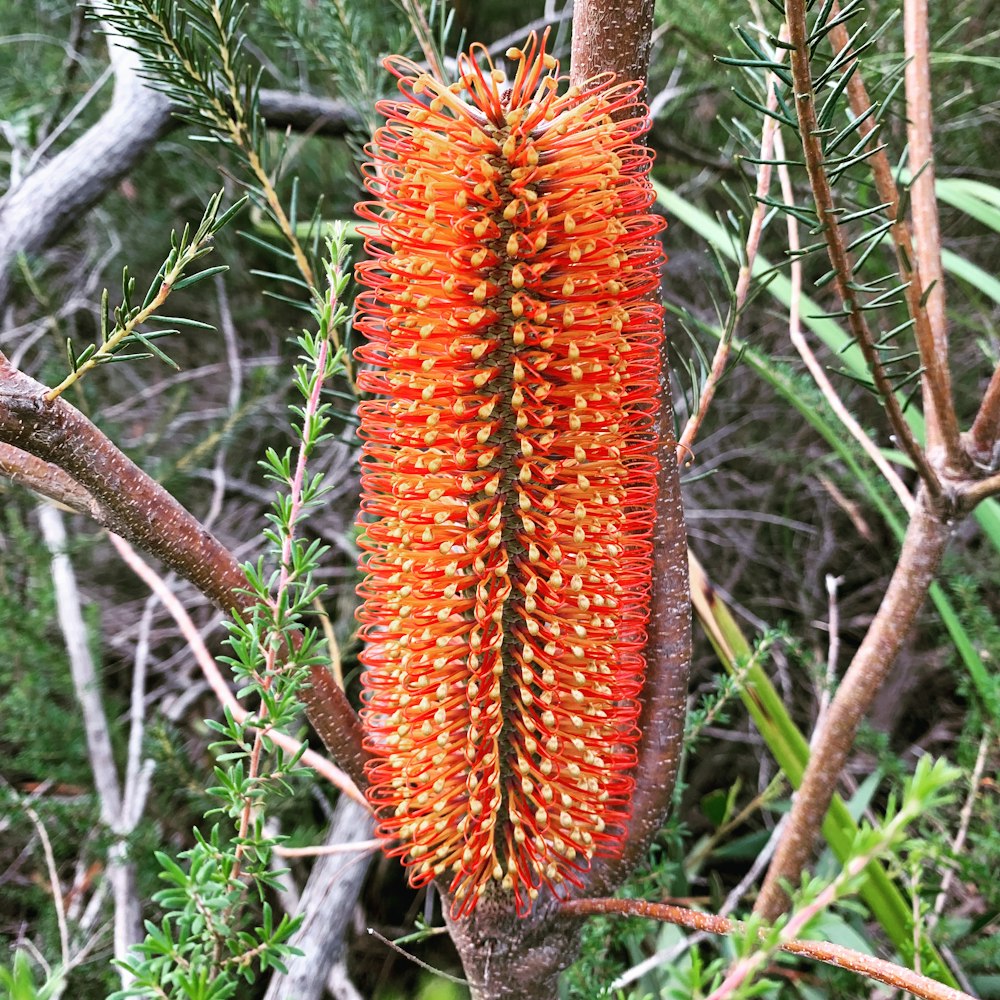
825 1 962 470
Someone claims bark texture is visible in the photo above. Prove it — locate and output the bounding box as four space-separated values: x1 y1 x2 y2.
570 0 656 87
444 895 580 1000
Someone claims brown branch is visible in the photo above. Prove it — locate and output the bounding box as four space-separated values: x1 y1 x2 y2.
570 0 656 90
677 27 789 460
826 3 962 472
967 362 1000 467
784 0 941 497
0 356 368 790
755 488 952 919
560 898 975 1000
108 531 366 806
0 443 102 519
960 469 1000 510
569 0 691 898
903 0 959 463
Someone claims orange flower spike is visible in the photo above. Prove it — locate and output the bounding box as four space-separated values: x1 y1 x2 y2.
354 29 665 918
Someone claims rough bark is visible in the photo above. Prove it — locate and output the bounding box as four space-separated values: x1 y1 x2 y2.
570 0 655 88
444 894 580 1000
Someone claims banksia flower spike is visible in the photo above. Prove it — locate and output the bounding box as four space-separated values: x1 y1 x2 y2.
354 30 665 917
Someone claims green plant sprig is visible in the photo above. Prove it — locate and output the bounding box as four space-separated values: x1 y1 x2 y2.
111 228 352 1000
47 191 245 401
100 1 335 329
704 755 961 1000
723 3 948 438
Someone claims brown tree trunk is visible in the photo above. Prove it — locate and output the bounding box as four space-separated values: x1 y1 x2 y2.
441 2 691 993
445 897 579 1000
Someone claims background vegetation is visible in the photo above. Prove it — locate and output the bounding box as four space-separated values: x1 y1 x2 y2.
0 0 997 998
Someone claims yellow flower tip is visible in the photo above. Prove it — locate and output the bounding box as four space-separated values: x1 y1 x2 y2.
355 27 665 919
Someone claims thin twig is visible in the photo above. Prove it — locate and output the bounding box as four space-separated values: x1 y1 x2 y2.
774 126 915 513
108 532 366 807
560 897 974 1000
22 804 71 970
785 0 941 496
967 362 1000 465
612 815 787 991
272 840 381 858
903 0 959 463
367 929 469 986
45 251 187 402
676 25 789 460
930 732 991 925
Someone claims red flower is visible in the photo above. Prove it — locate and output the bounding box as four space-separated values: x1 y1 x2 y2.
354 30 664 917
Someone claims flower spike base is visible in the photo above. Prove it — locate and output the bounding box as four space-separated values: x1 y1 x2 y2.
355 31 665 918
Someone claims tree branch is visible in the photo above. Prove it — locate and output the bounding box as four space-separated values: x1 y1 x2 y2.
825 3 962 473
966 361 1000 468
40 504 143 987
0 443 103 519
560 897 974 1000
0 23 359 306
262 797 374 1000
0 356 368 789
904 0 959 463
784 0 941 497
754 488 952 919
569 0 655 86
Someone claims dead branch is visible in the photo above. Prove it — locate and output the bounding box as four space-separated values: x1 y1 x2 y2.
0 20 359 306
